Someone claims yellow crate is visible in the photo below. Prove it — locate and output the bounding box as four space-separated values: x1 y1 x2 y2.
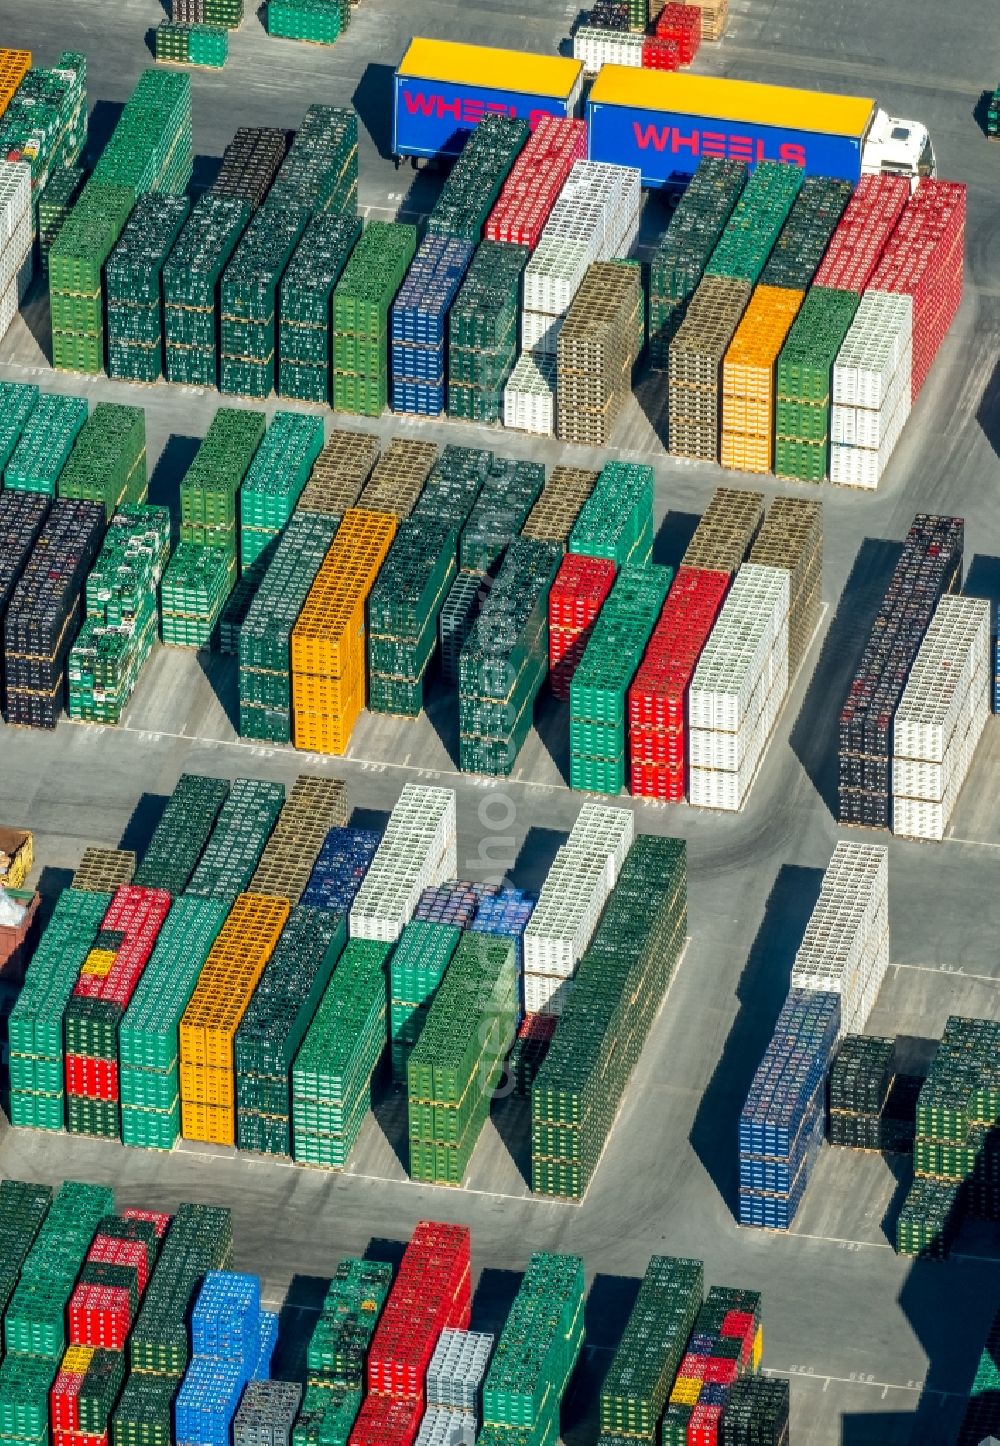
81 948 117 979
180 1061 234 1108
61 1346 96 1374
291 667 364 716
0 50 31 118
0 827 32 889
720 432 772 475
752 1322 763 1370
181 1098 235 1147
292 694 363 756
291 509 396 676
721 391 773 435
669 1376 702 1406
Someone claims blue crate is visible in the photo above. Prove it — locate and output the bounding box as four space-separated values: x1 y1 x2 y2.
253 1310 279 1379
301 827 382 913
739 1099 825 1190
175 1358 248 1446
391 341 445 382
698 1382 730 1408
392 381 445 416
413 880 502 927
391 235 475 346
738 990 840 1156
192 1272 261 1363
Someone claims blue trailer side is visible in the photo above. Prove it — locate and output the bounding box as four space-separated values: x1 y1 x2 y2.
394 75 575 160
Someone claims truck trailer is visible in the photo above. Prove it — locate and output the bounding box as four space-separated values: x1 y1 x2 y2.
586 69 935 191
393 38 584 163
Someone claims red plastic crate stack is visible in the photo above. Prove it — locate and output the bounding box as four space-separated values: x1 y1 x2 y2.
642 36 681 70
812 174 910 292
72 886 172 1006
484 116 587 249
65 1055 118 1102
66 1218 160 1351
548 554 616 701
868 178 966 401
627 566 729 802
121 1207 172 1239
348 1397 422 1446
655 3 701 61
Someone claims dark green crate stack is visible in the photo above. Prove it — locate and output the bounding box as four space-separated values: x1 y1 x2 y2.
897 1016 1000 1259
67 504 171 725
56 403 147 519
279 214 361 403
161 407 265 647
331 222 417 416
774 286 860 483
568 460 654 568
598 1256 703 1442
0 382 40 474
235 906 346 1156
760 176 852 290
0 51 87 239
204 0 244 24
268 105 357 216
292 1259 391 1446
479 1253 585 1446
133 772 231 893
827 1033 896 1150
447 240 527 424
266 0 350 43
163 193 251 387
569 565 672 796
704 161 804 286
3 392 87 494
7 889 111 1131
291 938 391 1169
367 515 459 717
532 836 687 1200
458 538 561 775
239 411 325 568
427 115 528 244
439 572 484 687
238 511 339 742
649 157 746 370
990 87 1000 140
407 933 517 1186
219 204 308 398
118 896 229 1150
155 21 229 68
389 921 460 1083
184 777 285 904
105 193 190 384
128 1203 232 1379
460 458 544 575
0 1182 53 1324
49 182 135 375
38 166 85 276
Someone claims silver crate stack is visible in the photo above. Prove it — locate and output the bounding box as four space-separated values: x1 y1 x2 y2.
790 841 889 1036
413 1410 475 1446
233 1382 303 1446
572 28 645 74
830 291 913 490
503 351 557 436
425 1327 494 1430
349 783 457 941
0 162 33 343
891 594 990 841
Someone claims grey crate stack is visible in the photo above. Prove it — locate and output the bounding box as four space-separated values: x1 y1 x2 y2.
413 1413 475 1446
234 1381 303 1446
749 496 823 675
424 1328 493 1437
668 275 751 462
556 260 643 448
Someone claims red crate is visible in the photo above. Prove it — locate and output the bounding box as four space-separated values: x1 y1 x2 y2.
813 174 909 292
122 1208 172 1238
704 1356 739 1385
656 1 701 59
548 554 616 697
688 1403 722 1446
367 1222 471 1403
485 116 587 250
630 760 685 801
49 1372 84 1432
517 1012 558 1041
87 1237 149 1293
642 36 681 69
348 1394 421 1446
53 1432 106 1446
68 1285 132 1350
64 1055 119 1102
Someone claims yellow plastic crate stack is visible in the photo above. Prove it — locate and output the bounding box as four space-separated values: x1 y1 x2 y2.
721 285 805 475
178 892 289 1145
290 507 397 755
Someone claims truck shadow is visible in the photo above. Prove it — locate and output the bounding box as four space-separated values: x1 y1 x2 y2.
972 88 995 139
353 63 397 162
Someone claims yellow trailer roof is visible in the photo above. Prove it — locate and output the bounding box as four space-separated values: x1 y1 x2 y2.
397 38 583 101
588 68 874 139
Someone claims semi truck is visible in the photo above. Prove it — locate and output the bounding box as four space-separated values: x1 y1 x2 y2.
393 38 584 163
586 69 935 191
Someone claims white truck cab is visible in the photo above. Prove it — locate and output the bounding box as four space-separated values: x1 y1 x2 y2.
861 108 936 190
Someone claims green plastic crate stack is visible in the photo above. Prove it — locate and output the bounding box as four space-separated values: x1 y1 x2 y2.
367 515 461 718
238 511 339 742
220 205 308 398
3 393 87 494
292 1387 362 1446
118 896 228 1150
479 1253 585 1446
278 213 362 403
704 161 804 286
235 906 346 1156
203 0 244 25
532 836 687 1199
458 537 561 776
427 115 529 244
447 240 528 423
218 548 276 657
460 457 544 574
407 932 517 1186
133 773 232 894
291 938 391 1169
760 176 853 291
49 181 135 374
266 0 350 43
184 777 285 904
267 105 358 217
38 166 86 276
190 24 229 66
305 1256 390 1386
598 1256 703 1442
990 87 1000 140
159 543 235 647
649 157 747 370
0 1182 53 1324
568 460 654 568
179 406 266 555
92 69 192 197
67 504 171 724
128 1203 233 1378
7 889 111 1131
154 21 193 64
239 412 325 567
389 921 460 1083
0 53 87 230
111 1373 177 1446
0 382 39 473
57 402 147 519
163 194 251 387
331 221 417 416
105 193 190 384
569 564 672 796
774 286 860 483
0 1355 54 1446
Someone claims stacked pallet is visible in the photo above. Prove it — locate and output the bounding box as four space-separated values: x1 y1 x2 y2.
235 1381 302 1446
185 777 285 904
426 114 528 246
506 1012 555 1097
3 391 87 495
829 290 912 489
502 352 557 435
278 214 361 404
667 275 750 461
760 176 853 291
300 826 381 914
720 285 804 474
548 553 616 701
389 921 461 1082
57 403 147 519
105 194 190 383
249 774 347 903
349 784 457 942
332 222 417 416
521 464 598 548
569 459 654 567
0 52 85 238
774 287 861 483
439 573 485 686
220 204 308 398
177 1272 271 1444
827 1033 896 1150
48 182 135 374
460 457 543 574
599 1256 703 1441
748 496 822 675
679 0 727 40
163 194 251 387
705 160 803 286
38 166 86 276
447 241 529 424
891 594 989 840
0 162 31 345
556 260 643 446
688 564 789 811
574 27 644 72
266 0 351 44
423 1329 493 1441
812 174 910 294
293 1258 391 1446
469 886 535 1016
0 381 39 474
73 848 137 892
484 116 587 250
358 438 438 519
791 842 889 1036
664 1286 763 1438
64 1210 163 1361
267 105 357 216
213 127 289 210
298 429 379 516
391 234 474 417
651 3 701 61
239 412 324 568
367 517 460 718
155 21 229 68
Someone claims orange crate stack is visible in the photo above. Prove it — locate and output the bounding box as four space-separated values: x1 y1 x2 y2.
0 50 31 119
291 507 397 755
721 286 804 474
178 892 289 1145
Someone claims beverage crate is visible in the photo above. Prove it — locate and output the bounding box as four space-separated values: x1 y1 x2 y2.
459 457 543 574
57 403 147 520
91 68 193 197
292 1385 362 1446
720 285 804 475
439 572 485 685
297 429 379 515
485 116 586 250
239 412 324 566
503 351 556 436
521 465 598 548
428 115 528 244
349 783 457 942
599 1256 703 1436
300 825 381 913
447 241 528 424
761 175 853 291
481 1253 584 1437
557 260 643 446
705 161 803 285
0 1180 53 1322
813 173 910 293
105 193 190 384
278 213 361 403
304 1262 391 1391
391 234 474 416
367 1221 470 1403
667 274 751 462
220 203 308 397
49 181 135 374
185 778 285 903
569 460 653 567
267 105 357 215
368 517 460 718
0 51 86 235
248 773 347 902
133 773 230 895
774 285 860 482
129 1203 233 1378
266 0 351 45
160 544 236 648
332 221 417 416
179 406 266 552
2 392 83 496
39 166 87 275
163 193 251 386
359 438 439 518
748 495 823 676
213 127 289 210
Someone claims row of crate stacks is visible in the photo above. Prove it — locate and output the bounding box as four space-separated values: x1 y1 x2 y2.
154 0 248 72
0 1185 787 1446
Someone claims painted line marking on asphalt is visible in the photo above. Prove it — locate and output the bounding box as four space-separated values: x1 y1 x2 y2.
893 960 1000 984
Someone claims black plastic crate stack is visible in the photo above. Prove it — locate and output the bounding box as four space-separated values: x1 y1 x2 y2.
234 1381 303 1446
828 1034 895 1150
267 105 358 217
722 1376 790 1446
837 514 964 829
0 491 51 716
589 0 630 25
3 498 105 727
213 127 290 210
759 176 853 291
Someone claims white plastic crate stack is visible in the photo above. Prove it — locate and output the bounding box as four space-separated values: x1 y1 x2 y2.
0 162 33 342
573 27 645 73
413 1413 475 1446
424 1328 493 1439
503 351 557 435
349 783 457 941
829 291 913 490
521 803 634 1014
790 841 889 1036
892 594 990 841
688 564 790 812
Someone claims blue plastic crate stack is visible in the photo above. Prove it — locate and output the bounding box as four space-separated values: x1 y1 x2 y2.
738 989 841 1230
299 826 383 912
412 879 502 927
470 887 536 1018
176 1271 278 1446
391 234 475 416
